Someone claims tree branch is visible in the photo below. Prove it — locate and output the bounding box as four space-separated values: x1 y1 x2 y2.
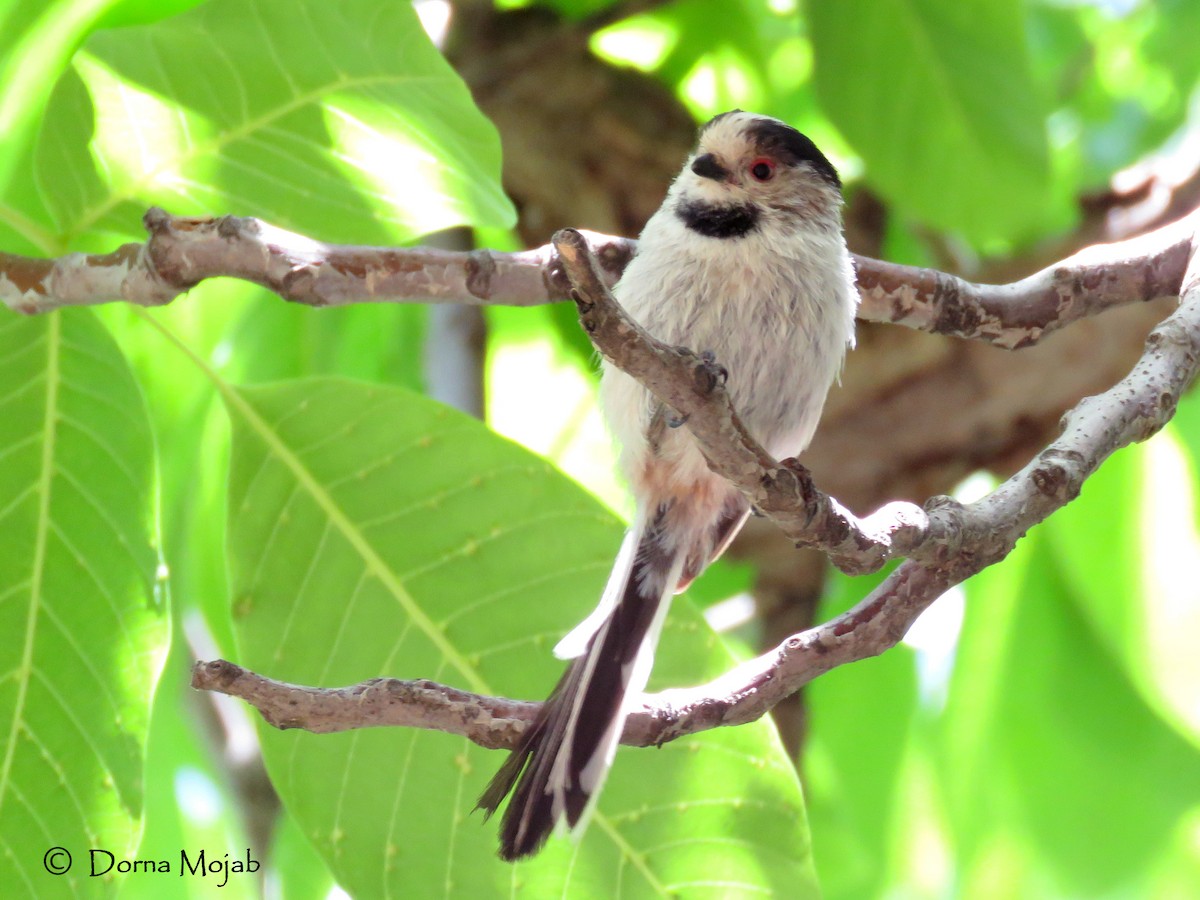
187 210 1200 749
190 659 538 749
0 207 634 313
554 227 935 575
2 207 1191 351
552 213 1200 575
5 203 1198 744
857 216 1192 348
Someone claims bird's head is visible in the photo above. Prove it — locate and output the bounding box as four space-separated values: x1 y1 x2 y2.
671 110 842 239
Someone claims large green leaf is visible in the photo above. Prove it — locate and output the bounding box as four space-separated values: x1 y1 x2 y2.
0 310 166 896
804 566 918 900
1043 428 1200 746
104 279 429 655
122 627 258 900
0 0 211 255
937 525 1046 897
0 0 120 254
35 0 515 248
809 0 1056 244
1028 0 1200 188
1002 545 1200 893
267 808 336 900
223 376 817 897
940 529 1200 895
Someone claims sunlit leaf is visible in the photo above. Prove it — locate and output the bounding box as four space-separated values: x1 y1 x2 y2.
268 807 338 900
100 296 247 654
804 566 919 899
1145 0 1200 98
0 310 166 896
1002 544 1200 893
36 0 515 248
228 298 428 393
1170 379 1200 486
0 0 129 254
642 0 800 123
92 0 210 30
223 376 817 897
0 0 210 255
1029 0 1198 189
484 303 628 517
1045 431 1200 745
938 533 1046 897
941 530 1200 895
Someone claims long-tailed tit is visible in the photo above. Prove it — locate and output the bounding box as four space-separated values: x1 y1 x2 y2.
477 110 858 860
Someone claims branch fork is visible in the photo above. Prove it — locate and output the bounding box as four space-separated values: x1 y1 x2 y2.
5 204 1198 749
554 225 935 575
192 213 1200 751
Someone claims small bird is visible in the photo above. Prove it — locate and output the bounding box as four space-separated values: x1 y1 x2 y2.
477 110 858 860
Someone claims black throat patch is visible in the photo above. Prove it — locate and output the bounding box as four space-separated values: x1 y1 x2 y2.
675 199 759 239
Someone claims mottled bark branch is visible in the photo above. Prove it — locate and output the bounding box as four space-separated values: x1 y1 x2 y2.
0 207 635 313
182 568 971 749
188 210 1200 748
553 212 1200 575
857 216 1192 349
7 203 1199 746
1 207 1189 351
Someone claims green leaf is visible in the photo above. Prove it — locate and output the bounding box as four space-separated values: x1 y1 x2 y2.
484 301 632 517
1170 377 1200 483
524 0 622 20
1146 0 1200 99
92 0 211 30
804 565 919 900
941 530 1200 895
106 302 242 654
1028 1 1196 190
105 284 430 658
228 297 428 392
36 0 515 247
809 0 1055 244
223 376 817 897
121 627 258 900
606 0 825 132
0 0 210 254
938 525 1045 896
1044 432 1200 745
0 0 123 254
652 0 774 117
1002 544 1200 893
267 808 337 900
0 310 166 896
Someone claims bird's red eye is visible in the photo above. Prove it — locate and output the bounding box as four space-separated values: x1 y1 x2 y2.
749 158 775 181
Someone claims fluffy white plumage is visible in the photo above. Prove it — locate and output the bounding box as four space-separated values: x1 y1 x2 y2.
604 111 856 492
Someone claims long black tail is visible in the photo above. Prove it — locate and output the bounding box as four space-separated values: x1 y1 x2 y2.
476 511 682 860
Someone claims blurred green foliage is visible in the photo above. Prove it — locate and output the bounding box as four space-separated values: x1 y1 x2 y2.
0 0 1198 897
